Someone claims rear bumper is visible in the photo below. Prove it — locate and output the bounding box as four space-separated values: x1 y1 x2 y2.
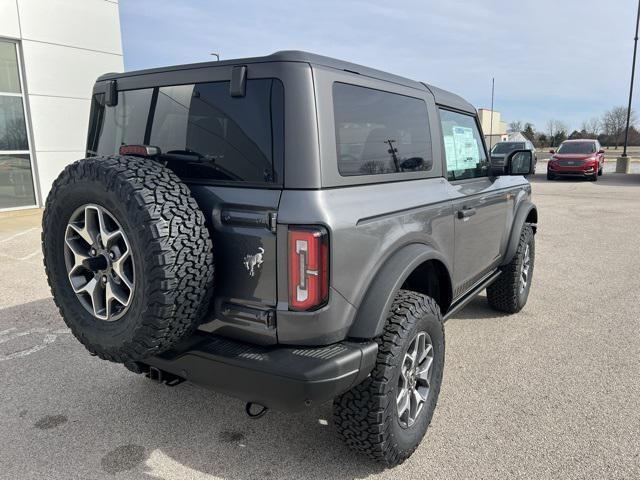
143 333 378 412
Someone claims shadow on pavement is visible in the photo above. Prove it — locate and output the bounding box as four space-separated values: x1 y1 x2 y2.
0 299 386 479
447 294 508 321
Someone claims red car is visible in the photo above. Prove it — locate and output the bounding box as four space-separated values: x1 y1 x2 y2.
547 139 605 181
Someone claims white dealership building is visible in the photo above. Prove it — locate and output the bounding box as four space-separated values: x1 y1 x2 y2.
0 0 123 211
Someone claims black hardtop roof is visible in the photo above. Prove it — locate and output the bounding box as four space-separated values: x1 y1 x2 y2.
98 50 475 113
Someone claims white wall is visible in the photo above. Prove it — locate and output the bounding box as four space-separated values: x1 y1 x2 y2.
0 1 20 39
0 0 124 205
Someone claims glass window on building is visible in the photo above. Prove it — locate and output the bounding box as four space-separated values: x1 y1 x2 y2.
0 40 36 209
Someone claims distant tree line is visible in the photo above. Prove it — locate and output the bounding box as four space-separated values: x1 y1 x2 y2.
506 106 638 149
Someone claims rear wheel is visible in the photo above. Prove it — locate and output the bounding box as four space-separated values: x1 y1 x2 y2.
42 155 214 363
546 172 555 180
333 290 445 466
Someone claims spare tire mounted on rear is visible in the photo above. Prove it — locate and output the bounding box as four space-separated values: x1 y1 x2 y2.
42 155 214 363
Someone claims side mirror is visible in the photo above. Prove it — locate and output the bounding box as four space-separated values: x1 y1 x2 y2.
506 150 534 176
598 149 605 155
549 149 555 154
400 157 426 171
490 156 507 176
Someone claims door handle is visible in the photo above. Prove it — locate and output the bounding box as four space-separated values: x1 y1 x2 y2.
457 207 476 219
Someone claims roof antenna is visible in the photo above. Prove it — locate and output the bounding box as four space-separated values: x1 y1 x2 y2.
210 52 220 61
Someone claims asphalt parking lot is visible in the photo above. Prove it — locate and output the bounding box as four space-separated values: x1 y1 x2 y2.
1 172 639 480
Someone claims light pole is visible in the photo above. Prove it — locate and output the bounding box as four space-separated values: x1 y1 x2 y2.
210 52 220 61
622 0 640 157
489 78 495 154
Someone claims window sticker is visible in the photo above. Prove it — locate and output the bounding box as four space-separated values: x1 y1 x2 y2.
451 126 480 170
443 135 456 169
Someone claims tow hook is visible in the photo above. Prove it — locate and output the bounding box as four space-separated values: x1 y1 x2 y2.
245 402 268 419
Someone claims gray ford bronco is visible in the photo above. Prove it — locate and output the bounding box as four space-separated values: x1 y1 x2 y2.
42 51 537 466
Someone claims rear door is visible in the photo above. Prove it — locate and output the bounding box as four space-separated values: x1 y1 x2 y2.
438 108 509 298
87 66 286 345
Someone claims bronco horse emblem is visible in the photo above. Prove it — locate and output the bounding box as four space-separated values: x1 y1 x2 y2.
243 247 265 277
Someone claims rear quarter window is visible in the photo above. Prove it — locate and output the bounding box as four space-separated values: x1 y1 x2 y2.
333 83 433 177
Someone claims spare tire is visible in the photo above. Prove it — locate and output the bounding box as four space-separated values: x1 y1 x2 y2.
42 155 214 363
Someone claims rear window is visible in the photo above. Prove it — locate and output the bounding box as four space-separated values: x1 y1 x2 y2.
87 79 284 184
333 83 432 176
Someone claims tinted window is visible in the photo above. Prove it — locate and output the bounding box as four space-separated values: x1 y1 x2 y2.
0 154 35 208
0 96 28 150
491 142 524 154
150 79 283 183
92 89 153 156
88 79 284 184
0 40 36 209
0 42 21 94
439 109 488 181
333 83 432 176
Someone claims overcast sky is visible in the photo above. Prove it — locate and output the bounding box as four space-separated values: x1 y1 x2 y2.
121 0 637 132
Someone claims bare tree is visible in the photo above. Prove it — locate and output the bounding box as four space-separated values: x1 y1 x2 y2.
508 120 522 133
555 121 568 135
546 119 556 143
546 120 568 147
0 119 28 150
602 106 636 149
580 117 600 137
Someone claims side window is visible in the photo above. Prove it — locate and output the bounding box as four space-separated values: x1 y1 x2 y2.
333 83 433 176
439 109 488 181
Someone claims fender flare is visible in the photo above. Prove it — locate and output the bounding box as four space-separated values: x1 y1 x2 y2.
502 201 537 266
348 243 452 339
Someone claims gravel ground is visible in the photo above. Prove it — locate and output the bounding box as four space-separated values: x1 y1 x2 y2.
1 173 639 479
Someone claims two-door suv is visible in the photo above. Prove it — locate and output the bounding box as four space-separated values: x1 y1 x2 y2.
42 51 537 466
547 139 605 181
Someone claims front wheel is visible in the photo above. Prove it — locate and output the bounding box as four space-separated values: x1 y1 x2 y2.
598 166 603 176
333 290 445 466
487 224 535 313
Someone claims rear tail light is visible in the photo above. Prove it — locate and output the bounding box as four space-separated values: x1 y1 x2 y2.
288 227 329 311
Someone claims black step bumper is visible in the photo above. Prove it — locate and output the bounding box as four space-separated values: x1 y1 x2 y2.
143 333 378 412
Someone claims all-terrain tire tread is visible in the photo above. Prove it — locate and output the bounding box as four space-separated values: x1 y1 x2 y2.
486 224 534 313
42 155 214 363
333 290 444 466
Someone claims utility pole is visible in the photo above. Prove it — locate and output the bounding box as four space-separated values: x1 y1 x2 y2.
622 0 640 157
489 77 495 154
